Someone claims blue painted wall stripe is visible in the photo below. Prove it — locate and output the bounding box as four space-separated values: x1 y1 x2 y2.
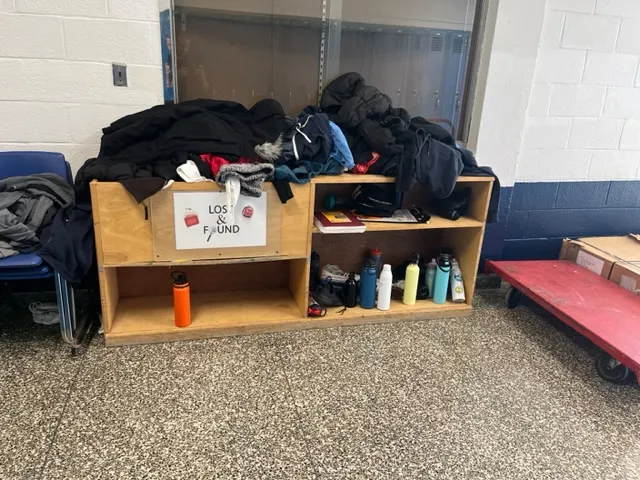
481 180 640 265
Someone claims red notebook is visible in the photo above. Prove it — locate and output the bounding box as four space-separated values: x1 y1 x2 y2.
314 211 366 234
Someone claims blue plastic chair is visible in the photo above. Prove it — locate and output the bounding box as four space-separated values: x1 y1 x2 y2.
0 151 89 352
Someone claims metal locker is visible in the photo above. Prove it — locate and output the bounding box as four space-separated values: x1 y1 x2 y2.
369 30 410 108
422 31 447 119
441 32 470 135
452 32 471 133
405 33 429 112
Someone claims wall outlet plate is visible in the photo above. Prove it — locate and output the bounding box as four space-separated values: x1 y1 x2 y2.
112 63 128 87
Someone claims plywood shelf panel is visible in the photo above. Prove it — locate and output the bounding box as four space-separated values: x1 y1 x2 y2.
311 175 494 185
322 299 470 320
107 289 302 345
105 289 471 346
106 255 307 268
312 215 483 234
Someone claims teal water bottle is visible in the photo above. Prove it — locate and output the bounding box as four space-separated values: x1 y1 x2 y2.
433 252 452 304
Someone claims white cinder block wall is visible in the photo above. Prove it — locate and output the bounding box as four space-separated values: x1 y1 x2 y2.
471 0 548 186
516 0 640 182
0 0 163 172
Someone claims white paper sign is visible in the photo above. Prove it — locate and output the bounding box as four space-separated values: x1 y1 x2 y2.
576 251 605 275
620 275 638 294
173 192 267 250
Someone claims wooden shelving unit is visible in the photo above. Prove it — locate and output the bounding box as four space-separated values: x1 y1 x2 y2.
312 214 483 233
91 174 493 346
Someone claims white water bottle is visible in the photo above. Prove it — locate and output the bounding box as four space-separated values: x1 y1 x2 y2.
450 259 466 303
377 264 393 311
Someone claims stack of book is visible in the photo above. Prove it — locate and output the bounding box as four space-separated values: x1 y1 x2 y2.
314 211 366 234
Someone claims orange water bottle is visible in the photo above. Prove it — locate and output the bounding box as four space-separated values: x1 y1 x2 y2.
172 271 191 327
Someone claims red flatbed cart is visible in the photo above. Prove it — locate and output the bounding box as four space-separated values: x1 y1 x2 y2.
485 260 640 384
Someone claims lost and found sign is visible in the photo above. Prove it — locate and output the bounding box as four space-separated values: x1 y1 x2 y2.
173 192 267 250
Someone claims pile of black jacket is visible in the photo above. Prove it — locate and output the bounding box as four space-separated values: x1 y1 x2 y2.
75 98 286 200
320 72 499 218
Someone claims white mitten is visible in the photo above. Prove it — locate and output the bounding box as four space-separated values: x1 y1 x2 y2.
225 176 241 225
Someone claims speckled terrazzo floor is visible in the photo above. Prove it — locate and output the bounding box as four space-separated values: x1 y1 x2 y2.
1 287 639 480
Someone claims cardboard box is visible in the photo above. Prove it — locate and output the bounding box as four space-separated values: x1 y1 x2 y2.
559 235 640 279
560 239 618 278
610 261 640 295
578 235 640 262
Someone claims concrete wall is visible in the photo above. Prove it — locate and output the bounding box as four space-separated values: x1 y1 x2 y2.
518 0 640 183
470 0 547 186
477 0 640 263
0 0 164 172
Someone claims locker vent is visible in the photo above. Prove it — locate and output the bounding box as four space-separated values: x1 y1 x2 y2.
453 37 464 53
413 36 421 51
431 36 444 52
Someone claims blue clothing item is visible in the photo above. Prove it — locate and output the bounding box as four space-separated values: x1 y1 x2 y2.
328 121 355 170
274 165 314 184
274 159 344 184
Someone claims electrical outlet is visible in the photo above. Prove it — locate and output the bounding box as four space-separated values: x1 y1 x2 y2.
112 63 128 87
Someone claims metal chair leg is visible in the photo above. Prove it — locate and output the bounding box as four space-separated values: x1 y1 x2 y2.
54 273 73 346
68 281 77 331
54 272 94 353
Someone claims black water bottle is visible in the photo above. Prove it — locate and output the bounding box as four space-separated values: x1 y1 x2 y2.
310 251 320 290
344 273 358 308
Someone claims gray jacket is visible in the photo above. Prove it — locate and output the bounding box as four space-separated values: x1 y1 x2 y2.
0 173 74 258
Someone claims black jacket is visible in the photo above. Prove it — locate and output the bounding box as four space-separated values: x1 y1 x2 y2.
38 202 94 285
320 73 400 158
320 72 392 128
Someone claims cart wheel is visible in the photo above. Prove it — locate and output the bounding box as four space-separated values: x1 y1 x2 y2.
505 287 522 309
595 353 633 384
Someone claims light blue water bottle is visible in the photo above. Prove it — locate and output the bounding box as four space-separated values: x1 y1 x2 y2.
433 252 452 304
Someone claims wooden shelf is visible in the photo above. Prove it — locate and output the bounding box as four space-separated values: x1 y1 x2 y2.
106 289 303 345
105 289 471 346
312 174 494 185
107 254 308 268
322 299 471 320
313 214 483 234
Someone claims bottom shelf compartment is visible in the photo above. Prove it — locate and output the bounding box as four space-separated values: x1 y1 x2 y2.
106 288 303 345
105 288 471 346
